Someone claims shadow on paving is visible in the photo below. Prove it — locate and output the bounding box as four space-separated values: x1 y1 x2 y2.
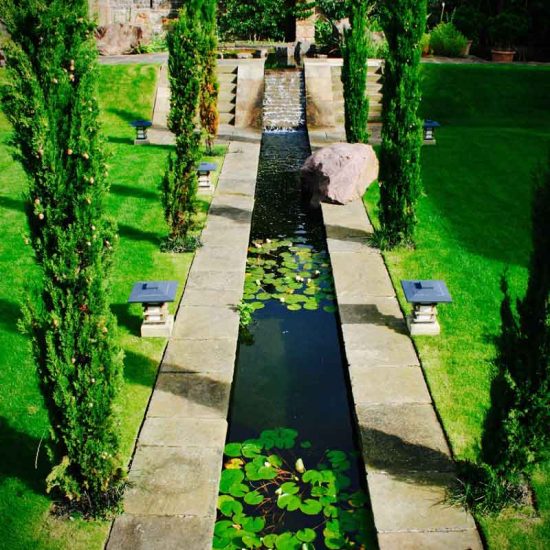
338 304 408 334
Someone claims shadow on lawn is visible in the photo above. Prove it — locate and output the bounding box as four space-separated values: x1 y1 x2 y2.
118 223 161 246
0 298 22 334
0 416 48 495
0 195 25 213
110 183 158 201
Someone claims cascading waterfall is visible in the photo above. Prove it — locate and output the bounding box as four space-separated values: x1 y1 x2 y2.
213 70 376 550
262 70 306 131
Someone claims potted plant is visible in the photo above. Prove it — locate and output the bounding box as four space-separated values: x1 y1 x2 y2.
489 11 528 62
452 5 486 56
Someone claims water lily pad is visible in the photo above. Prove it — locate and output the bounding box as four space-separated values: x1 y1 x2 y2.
303 302 318 311
300 498 323 515
250 302 266 311
244 490 264 505
218 495 243 517
287 304 301 311
296 528 316 543
280 481 300 495
277 493 301 511
224 443 242 457
323 305 337 313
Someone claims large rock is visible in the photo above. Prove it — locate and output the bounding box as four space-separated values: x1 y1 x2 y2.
301 142 379 205
95 24 144 56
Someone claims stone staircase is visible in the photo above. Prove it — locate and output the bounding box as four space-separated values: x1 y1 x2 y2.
216 63 238 126
331 61 384 124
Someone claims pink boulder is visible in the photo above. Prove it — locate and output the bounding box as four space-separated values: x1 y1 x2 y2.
300 142 379 205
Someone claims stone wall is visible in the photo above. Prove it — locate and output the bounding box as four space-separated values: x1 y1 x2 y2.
90 0 183 35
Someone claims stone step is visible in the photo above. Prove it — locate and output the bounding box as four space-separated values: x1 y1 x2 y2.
218 73 237 85
219 85 237 97
218 100 236 114
219 112 235 124
216 65 238 74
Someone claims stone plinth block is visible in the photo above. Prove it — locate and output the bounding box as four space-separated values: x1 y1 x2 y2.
349 366 432 405
357 403 453 473
124 446 222 516
378 530 483 550
141 315 173 338
139 417 227 449
108 514 216 550
172 305 239 340
368 472 476 533
342 323 419 367
162 338 237 375
148 372 232 419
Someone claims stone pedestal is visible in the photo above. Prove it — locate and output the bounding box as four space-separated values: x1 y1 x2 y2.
141 314 174 338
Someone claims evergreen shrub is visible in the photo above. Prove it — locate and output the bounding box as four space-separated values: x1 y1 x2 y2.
0 0 125 516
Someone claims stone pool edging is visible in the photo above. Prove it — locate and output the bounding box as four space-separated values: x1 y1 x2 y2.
107 131 262 549
321 200 483 550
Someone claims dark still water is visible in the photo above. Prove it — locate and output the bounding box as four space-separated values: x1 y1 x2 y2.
213 71 377 550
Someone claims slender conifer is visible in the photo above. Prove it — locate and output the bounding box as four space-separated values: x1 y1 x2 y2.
1 0 125 515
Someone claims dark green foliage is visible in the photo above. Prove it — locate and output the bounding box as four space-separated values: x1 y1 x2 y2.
430 22 469 57
162 3 202 244
341 0 370 144
199 0 220 153
0 0 125 515
218 0 289 41
483 157 550 477
378 0 427 248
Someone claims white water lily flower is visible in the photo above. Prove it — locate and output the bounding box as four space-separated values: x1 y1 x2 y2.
264 461 271 468
295 458 305 473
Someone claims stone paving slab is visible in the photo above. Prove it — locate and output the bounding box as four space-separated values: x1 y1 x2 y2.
185 269 245 292
148 372 232 419
139 417 228 448
108 121 262 548
357 403 453 473
181 287 243 307
342 323 420 367
108 514 215 550
378 530 483 550
349 366 432 405
172 305 240 340
338 297 403 325
161 338 237 375
124 446 222 517
321 198 480 548
368 472 476 533
331 252 396 300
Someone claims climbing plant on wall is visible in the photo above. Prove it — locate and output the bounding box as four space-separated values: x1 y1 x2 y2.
0 0 125 515
341 0 370 144
162 2 203 248
377 0 427 248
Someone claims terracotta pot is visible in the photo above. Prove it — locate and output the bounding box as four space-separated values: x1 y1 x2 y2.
491 49 515 62
461 40 473 57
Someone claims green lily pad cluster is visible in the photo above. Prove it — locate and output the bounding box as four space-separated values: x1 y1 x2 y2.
243 238 337 314
213 428 371 550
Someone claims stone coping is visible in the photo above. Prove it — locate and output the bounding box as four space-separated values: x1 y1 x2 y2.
321 201 483 550
107 133 261 549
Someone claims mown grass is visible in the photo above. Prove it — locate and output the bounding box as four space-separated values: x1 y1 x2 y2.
0 63 226 549
364 63 550 549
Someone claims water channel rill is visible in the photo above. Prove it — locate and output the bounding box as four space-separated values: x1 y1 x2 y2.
213 70 376 549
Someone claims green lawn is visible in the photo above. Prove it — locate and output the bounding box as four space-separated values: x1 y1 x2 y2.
0 63 225 549
365 63 550 549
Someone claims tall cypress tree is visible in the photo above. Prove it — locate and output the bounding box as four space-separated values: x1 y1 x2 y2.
0 1 125 515
378 0 427 248
162 3 203 246
199 0 220 153
341 0 369 144
484 156 550 476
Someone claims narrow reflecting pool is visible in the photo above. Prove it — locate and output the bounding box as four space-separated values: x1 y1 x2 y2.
213 71 377 550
